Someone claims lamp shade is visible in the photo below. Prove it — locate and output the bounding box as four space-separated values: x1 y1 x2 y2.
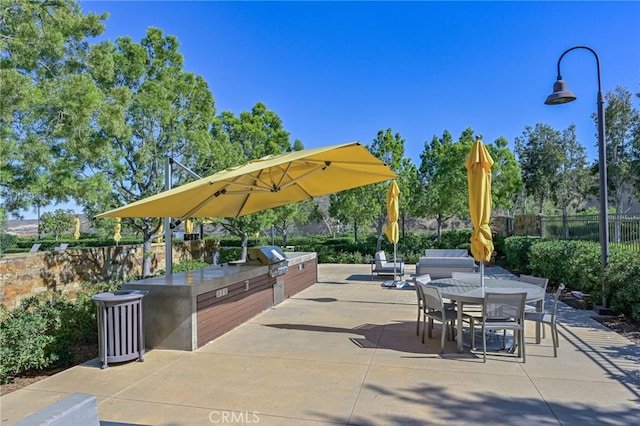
545 79 577 105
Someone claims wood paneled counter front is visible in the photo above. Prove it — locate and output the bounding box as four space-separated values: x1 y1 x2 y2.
123 252 317 351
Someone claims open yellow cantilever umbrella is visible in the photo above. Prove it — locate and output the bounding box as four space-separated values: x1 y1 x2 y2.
96 142 398 220
465 137 494 290
384 180 400 281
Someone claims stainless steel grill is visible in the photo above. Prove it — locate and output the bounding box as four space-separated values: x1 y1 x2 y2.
247 246 289 277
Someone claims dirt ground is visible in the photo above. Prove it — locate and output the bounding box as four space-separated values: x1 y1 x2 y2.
559 292 640 345
2 296 638 397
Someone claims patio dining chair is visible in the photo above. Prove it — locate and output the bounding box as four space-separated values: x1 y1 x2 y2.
418 283 458 354
413 274 431 336
414 275 454 337
520 274 549 311
525 283 565 357
451 271 481 282
520 274 550 338
471 292 527 363
451 272 483 315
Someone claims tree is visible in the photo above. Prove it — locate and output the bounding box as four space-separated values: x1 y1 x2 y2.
632 91 640 203
515 124 566 214
79 28 215 277
368 129 409 250
516 123 593 220
486 136 523 213
266 139 319 247
328 129 406 250
397 160 420 240
213 103 294 261
597 86 640 215
39 209 75 241
329 185 374 243
1 0 107 217
271 199 322 246
416 129 472 241
553 125 590 214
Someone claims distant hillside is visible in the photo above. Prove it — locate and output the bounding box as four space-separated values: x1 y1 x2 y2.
6 219 39 237
7 215 91 237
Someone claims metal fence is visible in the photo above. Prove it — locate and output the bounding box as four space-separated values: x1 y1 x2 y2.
538 213 640 252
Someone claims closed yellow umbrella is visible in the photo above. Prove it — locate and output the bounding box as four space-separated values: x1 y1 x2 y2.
184 218 193 234
384 180 400 281
384 181 399 244
74 217 81 240
465 138 494 289
96 142 398 220
113 217 122 245
155 222 163 243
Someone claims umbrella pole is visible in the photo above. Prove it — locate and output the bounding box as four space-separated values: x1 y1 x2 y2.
480 260 485 293
393 243 397 281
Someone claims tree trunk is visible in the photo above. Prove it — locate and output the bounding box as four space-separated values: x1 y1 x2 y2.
538 197 544 215
239 232 248 261
353 219 358 244
142 237 153 278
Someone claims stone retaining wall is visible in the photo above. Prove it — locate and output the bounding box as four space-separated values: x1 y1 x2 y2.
0 240 219 309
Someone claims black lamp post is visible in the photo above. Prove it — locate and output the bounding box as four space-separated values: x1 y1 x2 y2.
545 45 609 308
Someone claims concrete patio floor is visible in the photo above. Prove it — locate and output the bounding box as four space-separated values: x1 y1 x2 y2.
2 264 639 425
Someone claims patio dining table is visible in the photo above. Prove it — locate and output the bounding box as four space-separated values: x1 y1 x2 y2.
428 277 546 353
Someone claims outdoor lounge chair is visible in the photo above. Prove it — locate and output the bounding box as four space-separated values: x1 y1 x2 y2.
370 250 405 279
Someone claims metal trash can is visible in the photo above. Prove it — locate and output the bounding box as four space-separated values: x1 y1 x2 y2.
93 290 148 369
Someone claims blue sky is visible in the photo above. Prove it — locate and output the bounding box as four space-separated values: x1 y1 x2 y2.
26 1 640 218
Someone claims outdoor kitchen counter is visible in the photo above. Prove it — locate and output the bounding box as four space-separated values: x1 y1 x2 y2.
122 252 317 351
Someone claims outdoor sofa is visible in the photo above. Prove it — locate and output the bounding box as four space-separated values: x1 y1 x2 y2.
416 248 476 279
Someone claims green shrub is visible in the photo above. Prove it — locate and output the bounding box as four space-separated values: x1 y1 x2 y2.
528 240 601 293
172 259 211 273
322 237 355 246
1 299 52 382
439 229 473 251
493 235 506 258
316 247 365 264
217 237 271 248
0 296 63 383
504 236 541 274
0 281 119 384
0 233 18 251
219 247 242 263
15 237 141 252
606 249 640 321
